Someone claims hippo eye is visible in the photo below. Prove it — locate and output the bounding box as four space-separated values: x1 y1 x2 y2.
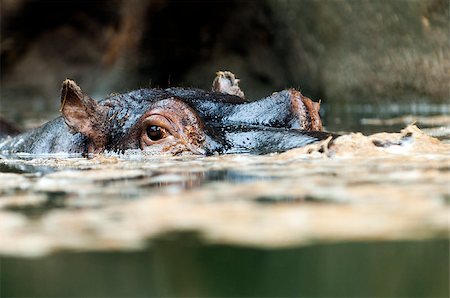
140 114 176 148
146 125 167 141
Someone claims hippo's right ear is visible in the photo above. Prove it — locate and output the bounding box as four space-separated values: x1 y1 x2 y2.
60 79 109 150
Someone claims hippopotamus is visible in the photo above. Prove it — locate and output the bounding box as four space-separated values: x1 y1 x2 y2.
0 71 336 156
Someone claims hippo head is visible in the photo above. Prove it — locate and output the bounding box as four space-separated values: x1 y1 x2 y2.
59 73 330 155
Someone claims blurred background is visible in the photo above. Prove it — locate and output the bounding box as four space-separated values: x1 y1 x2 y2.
1 0 449 131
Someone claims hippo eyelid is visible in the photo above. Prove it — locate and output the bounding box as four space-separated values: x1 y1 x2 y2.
142 114 174 131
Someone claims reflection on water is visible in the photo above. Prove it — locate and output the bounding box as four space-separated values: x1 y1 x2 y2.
0 162 56 174
1 234 448 297
1 168 273 218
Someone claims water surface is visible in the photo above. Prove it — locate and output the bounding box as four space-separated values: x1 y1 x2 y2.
0 105 449 297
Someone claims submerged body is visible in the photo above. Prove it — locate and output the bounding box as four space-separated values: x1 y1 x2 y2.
0 72 336 155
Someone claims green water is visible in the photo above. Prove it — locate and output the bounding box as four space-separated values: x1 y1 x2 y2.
1 234 448 297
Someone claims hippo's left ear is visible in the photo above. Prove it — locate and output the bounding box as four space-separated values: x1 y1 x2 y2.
60 79 109 150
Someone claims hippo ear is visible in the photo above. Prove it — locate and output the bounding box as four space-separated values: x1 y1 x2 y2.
313 100 321 113
60 79 109 149
212 71 246 100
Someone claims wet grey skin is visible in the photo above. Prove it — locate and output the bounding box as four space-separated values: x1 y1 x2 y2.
0 85 337 156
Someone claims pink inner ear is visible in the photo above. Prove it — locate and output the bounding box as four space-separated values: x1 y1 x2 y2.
313 101 321 112
60 79 109 149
